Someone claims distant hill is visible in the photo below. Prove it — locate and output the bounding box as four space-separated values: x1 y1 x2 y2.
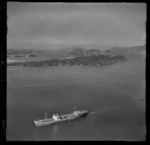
60 47 118 56
61 47 85 55
84 49 102 55
109 45 146 55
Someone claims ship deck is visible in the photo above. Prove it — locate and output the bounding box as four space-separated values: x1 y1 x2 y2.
35 112 76 122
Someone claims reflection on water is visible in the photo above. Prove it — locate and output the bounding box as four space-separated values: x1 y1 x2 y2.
52 125 59 140
7 54 145 141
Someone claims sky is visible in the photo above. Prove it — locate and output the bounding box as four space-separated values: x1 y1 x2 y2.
7 2 146 50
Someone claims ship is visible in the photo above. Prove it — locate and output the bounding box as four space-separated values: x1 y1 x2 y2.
34 108 89 127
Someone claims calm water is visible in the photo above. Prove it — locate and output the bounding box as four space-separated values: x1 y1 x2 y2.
7 54 146 141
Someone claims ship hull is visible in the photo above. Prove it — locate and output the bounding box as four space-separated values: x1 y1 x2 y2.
34 112 88 127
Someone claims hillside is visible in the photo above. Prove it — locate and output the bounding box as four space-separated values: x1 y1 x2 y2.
60 47 119 57
109 45 146 55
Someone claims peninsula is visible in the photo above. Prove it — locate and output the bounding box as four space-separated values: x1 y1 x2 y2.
7 48 127 67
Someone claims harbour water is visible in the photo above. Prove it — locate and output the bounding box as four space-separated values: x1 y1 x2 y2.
7 54 145 141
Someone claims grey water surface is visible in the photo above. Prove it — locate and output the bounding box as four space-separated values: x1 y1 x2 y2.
7 54 145 141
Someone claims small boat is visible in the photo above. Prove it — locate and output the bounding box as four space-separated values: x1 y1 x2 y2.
34 108 88 127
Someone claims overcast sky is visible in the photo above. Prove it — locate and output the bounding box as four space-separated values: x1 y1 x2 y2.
7 2 146 49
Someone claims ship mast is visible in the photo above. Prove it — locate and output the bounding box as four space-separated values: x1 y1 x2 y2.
74 107 76 112
45 112 47 119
